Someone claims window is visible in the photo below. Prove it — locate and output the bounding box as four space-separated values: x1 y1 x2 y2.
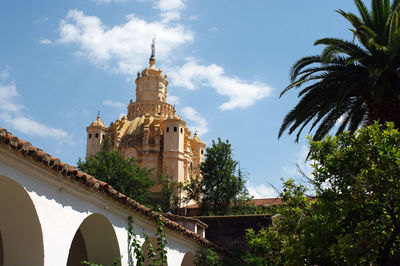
95 133 99 138
102 134 105 139
166 127 169 132
174 127 177 132
89 134 92 138
201 150 204 154
180 128 183 133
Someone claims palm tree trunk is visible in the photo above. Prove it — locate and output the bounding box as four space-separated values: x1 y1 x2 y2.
368 97 400 128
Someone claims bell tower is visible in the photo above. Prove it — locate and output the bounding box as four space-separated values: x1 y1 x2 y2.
163 110 186 183
86 114 107 159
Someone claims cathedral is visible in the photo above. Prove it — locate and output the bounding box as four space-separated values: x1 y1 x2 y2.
85 45 206 186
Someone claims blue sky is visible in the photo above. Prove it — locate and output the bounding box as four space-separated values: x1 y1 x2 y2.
0 0 359 198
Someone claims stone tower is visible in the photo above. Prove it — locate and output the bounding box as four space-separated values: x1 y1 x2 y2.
86 114 107 159
163 110 186 182
85 44 206 187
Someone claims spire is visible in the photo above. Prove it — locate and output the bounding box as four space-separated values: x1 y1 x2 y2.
149 36 156 66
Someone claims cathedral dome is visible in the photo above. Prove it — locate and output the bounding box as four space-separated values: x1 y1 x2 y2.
89 115 106 128
111 115 155 139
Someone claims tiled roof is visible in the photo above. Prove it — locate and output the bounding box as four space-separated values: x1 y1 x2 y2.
251 198 284 206
0 127 216 249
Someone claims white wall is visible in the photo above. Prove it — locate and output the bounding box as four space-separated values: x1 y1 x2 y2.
0 149 202 266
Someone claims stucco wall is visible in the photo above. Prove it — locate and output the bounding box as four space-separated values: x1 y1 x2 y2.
0 148 202 266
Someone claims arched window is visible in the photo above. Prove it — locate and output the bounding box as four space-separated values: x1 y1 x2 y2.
166 127 169 133
174 127 177 132
89 134 92 138
95 133 99 138
180 128 183 133
181 251 195 266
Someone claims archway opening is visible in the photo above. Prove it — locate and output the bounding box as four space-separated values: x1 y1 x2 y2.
181 251 195 266
142 237 168 266
67 213 120 266
67 229 88 265
0 175 44 265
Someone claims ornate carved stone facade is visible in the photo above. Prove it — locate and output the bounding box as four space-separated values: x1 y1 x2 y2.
85 55 206 185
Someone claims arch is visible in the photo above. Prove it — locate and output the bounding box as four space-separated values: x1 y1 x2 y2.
142 237 168 266
181 251 195 266
0 175 44 265
67 213 120 266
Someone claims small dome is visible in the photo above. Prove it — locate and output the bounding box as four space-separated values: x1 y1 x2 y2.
89 115 106 128
193 132 201 142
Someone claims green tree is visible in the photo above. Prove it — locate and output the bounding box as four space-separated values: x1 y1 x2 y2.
279 0 400 142
247 122 400 265
159 171 181 213
184 138 251 216
77 137 154 204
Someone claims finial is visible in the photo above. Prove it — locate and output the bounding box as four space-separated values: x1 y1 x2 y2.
97 110 101 118
149 36 156 64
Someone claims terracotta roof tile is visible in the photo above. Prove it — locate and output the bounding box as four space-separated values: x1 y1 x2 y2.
0 126 216 249
251 198 284 206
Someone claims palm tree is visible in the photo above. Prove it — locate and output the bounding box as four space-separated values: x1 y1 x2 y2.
279 0 400 141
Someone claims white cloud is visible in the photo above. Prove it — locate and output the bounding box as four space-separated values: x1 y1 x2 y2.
33 17 48 24
0 83 23 113
102 99 125 109
248 184 277 199
39 38 52 45
1 66 11 80
57 4 271 112
0 114 68 139
155 0 185 22
156 0 185 11
169 61 273 110
167 94 180 105
58 9 193 75
181 106 208 136
209 26 218 32
0 70 69 140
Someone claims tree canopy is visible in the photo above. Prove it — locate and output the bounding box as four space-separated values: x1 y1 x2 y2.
247 122 400 265
280 0 400 142
77 138 154 204
184 138 251 216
